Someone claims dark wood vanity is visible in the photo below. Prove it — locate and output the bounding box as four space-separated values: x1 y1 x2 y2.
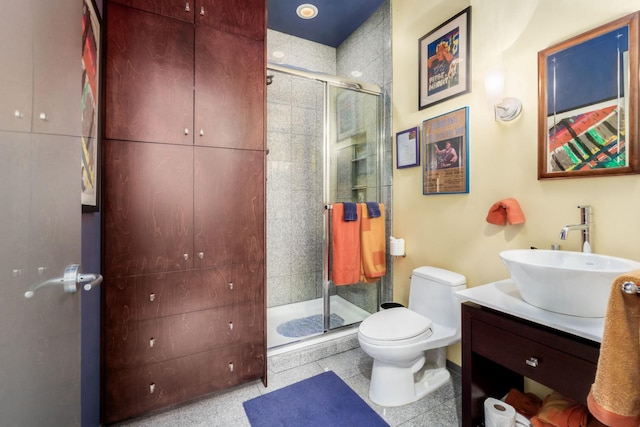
461 302 601 427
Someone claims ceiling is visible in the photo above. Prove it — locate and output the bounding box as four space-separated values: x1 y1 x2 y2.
267 0 386 48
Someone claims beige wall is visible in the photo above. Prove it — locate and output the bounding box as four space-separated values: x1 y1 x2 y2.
392 0 640 365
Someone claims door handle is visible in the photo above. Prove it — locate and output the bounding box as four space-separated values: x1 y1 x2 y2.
24 264 103 298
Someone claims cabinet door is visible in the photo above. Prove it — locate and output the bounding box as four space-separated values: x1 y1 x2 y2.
32 0 81 136
196 0 265 41
105 3 194 145
108 0 195 22
103 140 194 277
194 147 265 267
194 25 264 150
0 1 32 133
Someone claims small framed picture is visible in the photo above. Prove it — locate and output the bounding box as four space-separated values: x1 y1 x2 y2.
422 107 469 195
418 7 471 110
396 127 420 168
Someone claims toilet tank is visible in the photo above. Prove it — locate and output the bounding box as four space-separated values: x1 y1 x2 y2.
408 266 466 328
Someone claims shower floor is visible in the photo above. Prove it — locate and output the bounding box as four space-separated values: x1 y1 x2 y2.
267 296 371 349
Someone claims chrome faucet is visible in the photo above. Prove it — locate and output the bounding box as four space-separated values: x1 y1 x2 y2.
560 205 592 252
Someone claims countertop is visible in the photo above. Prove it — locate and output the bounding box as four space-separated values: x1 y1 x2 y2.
455 279 604 343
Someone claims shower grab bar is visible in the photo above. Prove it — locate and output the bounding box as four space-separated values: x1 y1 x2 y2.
24 264 103 298
622 281 640 296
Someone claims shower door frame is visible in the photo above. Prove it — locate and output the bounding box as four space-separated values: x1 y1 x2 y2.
267 63 385 336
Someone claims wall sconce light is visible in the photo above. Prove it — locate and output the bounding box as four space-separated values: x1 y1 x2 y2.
484 68 522 122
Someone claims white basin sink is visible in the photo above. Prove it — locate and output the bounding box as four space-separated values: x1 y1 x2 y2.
500 249 640 317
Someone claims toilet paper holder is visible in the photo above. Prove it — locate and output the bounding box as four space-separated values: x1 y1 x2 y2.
390 237 406 258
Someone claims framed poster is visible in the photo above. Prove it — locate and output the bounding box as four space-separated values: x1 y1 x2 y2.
81 0 101 212
418 7 471 110
538 11 639 179
396 127 420 168
422 107 469 195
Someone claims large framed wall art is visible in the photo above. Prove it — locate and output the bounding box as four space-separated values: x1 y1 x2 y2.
418 7 471 110
538 11 640 179
422 107 469 195
81 0 101 211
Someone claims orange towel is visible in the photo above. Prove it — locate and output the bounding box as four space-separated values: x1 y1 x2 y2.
505 388 543 418
331 203 361 285
359 203 386 283
531 392 589 427
486 198 525 225
587 270 640 427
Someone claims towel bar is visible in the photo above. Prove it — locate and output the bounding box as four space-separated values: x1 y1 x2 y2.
621 281 640 295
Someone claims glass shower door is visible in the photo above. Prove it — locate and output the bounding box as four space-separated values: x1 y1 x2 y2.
326 85 383 330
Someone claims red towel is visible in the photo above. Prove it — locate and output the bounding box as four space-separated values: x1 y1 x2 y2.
486 198 525 225
530 392 589 427
331 203 361 285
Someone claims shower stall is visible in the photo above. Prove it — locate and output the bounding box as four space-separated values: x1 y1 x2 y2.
266 63 385 349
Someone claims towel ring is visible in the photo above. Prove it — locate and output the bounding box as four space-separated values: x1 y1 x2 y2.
621 281 640 295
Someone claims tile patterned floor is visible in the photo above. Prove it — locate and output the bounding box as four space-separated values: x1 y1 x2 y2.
113 347 462 427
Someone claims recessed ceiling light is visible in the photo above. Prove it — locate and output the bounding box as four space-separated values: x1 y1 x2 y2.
272 51 285 59
350 70 363 78
296 4 318 19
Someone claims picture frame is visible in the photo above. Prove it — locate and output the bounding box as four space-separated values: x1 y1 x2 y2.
418 7 471 110
81 0 102 212
422 107 469 195
396 127 420 168
336 90 363 141
538 11 640 179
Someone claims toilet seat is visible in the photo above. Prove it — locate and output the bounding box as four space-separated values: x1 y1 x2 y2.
359 308 432 346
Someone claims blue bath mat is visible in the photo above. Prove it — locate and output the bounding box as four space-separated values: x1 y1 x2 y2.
243 371 389 427
276 313 344 338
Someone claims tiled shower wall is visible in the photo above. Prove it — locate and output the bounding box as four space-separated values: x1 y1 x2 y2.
266 0 393 308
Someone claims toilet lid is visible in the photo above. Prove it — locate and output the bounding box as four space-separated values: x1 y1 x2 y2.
359 307 432 341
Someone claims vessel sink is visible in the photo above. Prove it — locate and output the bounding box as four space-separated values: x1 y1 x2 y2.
499 249 640 317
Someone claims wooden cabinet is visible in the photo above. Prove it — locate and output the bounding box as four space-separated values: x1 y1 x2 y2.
105 2 265 150
102 0 266 423
461 303 600 427
109 0 265 39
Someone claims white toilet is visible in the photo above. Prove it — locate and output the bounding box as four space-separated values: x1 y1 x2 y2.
358 266 466 407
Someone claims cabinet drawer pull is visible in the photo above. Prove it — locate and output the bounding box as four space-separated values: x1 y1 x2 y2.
199 129 204 136
200 6 205 15
184 128 189 135
198 252 204 259
525 357 539 368
39 112 47 121
185 2 190 11
228 362 234 372
228 322 234 331
14 110 23 118
149 383 156 394
149 337 155 348
183 253 189 261
149 293 156 302
229 282 234 290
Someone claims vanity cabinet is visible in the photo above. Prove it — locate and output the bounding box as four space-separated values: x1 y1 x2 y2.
461 302 600 427
102 0 266 423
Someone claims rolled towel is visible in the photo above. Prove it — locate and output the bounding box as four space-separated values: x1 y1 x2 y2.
486 198 525 225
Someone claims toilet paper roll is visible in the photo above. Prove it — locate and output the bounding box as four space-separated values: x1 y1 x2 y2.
484 397 516 427
389 237 405 256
